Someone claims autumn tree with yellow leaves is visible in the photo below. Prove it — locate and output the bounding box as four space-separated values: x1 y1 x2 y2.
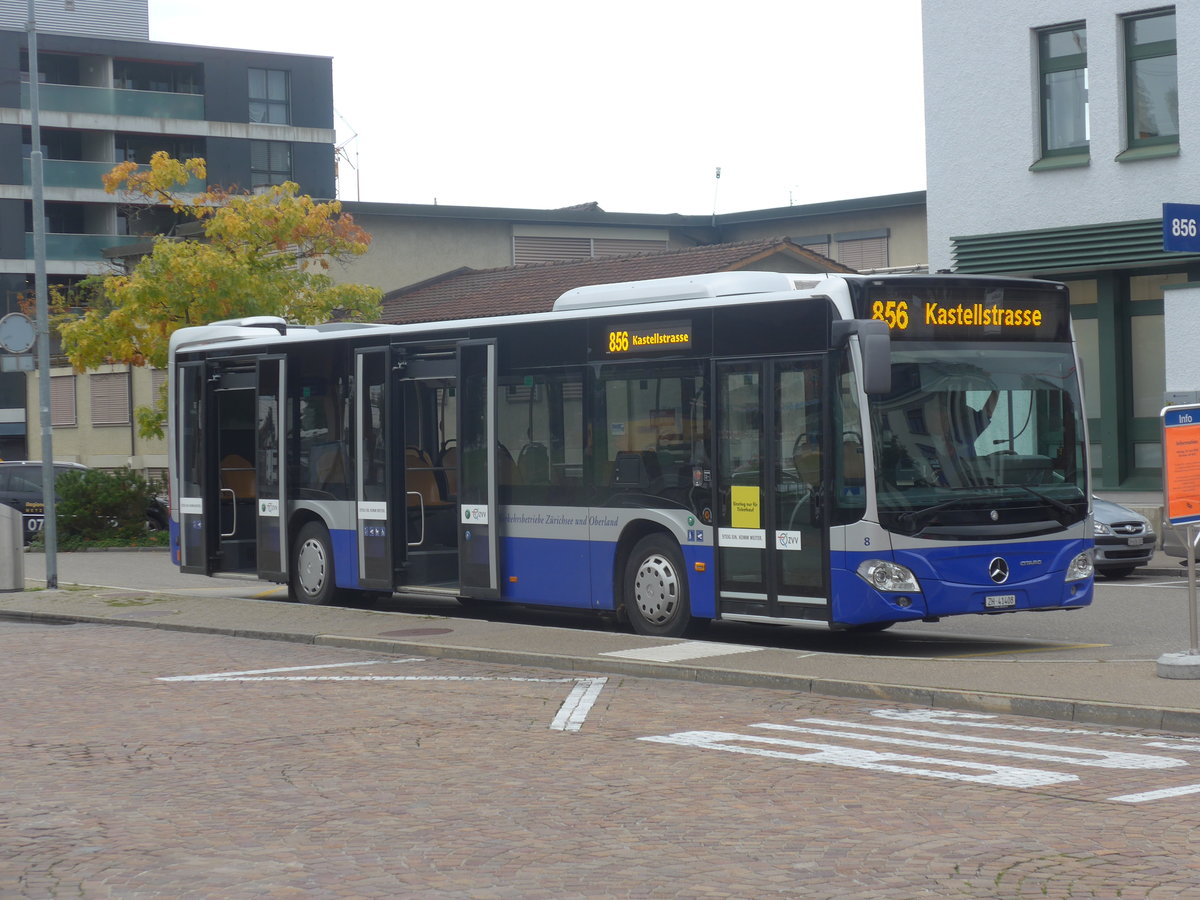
53 152 382 437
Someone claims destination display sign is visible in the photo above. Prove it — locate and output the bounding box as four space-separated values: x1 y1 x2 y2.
602 319 692 356
856 284 1072 342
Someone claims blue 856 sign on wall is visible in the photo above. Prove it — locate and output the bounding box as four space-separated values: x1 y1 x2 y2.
1163 203 1200 253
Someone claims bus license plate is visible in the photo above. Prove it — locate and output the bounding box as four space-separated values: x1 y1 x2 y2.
985 594 1017 609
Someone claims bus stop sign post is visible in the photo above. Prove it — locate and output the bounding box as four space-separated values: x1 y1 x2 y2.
1158 402 1200 679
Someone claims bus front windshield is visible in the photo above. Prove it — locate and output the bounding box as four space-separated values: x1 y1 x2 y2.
868 343 1087 535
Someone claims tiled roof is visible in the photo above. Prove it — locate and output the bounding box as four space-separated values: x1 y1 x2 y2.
379 236 853 325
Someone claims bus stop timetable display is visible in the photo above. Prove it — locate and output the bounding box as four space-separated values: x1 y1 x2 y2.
1163 403 1200 526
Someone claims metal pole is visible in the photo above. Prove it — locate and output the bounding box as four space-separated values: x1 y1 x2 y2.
1188 523 1199 655
27 0 56 589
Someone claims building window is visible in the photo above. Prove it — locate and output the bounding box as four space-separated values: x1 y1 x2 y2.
50 375 76 427
249 68 290 125
250 141 293 187
1038 23 1088 158
1124 9 1177 148
90 372 131 426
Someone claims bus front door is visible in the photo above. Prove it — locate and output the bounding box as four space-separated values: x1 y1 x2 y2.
716 357 829 622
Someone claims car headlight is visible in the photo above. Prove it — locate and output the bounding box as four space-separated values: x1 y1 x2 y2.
1065 550 1094 582
1093 520 1113 536
856 559 922 593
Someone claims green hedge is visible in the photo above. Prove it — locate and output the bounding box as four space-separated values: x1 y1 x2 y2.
54 467 158 542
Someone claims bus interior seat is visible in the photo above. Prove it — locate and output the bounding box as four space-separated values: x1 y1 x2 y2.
518 442 550 484
843 436 865 483
437 443 457 499
405 447 450 509
497 443 519 485
220 453 256 498
793 442 821 486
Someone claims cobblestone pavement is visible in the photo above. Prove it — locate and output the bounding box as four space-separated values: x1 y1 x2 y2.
4 621 1200 899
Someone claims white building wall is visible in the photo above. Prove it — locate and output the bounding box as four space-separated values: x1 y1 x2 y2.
1164 284 1200 397
923 1 1200 271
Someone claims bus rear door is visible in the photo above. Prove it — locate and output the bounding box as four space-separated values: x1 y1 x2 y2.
177 355 288 580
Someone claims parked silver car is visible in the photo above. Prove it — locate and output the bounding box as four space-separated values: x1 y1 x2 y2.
1161 517 1199 564
1092 497 1156 578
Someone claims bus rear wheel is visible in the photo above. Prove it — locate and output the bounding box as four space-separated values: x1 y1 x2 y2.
290 521 340 605
623 534 703 638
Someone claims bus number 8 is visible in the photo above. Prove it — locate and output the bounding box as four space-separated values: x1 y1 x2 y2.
871 299 909 330
609 330 630 353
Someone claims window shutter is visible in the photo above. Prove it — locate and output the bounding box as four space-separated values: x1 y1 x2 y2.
513 236 591 265
592 238 669 257
90 372 131 426
51 375 76 427
837 236 889 270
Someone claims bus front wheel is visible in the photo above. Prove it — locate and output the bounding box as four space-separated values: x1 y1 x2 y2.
623 534 704 638
290 521 340 605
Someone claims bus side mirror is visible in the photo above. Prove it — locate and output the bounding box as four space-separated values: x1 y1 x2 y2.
832 319 892 395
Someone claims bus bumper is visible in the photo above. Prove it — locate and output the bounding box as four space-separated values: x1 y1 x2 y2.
834 539 1094 626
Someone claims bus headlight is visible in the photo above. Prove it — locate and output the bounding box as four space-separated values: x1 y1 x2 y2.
856 559 921 593
1065 550 1094 582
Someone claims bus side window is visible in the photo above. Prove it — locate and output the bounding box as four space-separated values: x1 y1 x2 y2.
497 372 584 504
597 363 708 510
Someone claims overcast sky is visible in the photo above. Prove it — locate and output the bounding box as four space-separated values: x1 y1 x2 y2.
147 0 926 215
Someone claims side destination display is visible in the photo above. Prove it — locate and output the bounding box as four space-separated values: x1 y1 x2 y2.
856 283 1072 342
602 319 692 356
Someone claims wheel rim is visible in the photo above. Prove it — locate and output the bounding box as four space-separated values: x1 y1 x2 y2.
632 552 679 625
297 537 328 598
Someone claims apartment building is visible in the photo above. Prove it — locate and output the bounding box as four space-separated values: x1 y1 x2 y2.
0 0 335 466
924 1 1200 492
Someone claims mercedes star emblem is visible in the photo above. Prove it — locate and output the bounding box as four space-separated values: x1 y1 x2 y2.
988 557 1010 584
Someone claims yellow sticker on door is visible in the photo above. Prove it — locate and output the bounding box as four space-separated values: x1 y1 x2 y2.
730 485 760 528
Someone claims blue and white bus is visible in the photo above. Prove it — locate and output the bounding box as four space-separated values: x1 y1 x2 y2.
167 271 1094 636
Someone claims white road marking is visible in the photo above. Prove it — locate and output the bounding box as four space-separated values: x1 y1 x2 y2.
763 719 1184 770
601 641 763 662
642 709 1199 800
640 729 1078 788
550 678 608 732
871 709 1200 748
157 660 419 681
158 660 607 732
1109 783 1200 803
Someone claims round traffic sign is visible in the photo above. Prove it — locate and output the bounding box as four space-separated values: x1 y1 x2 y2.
0 312 36 353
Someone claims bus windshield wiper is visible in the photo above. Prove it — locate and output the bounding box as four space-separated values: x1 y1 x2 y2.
1015 485 1081 526
896 491 984 532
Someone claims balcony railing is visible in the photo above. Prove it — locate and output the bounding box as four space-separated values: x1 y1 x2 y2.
21 81 205 120
24 232 148 261
24 159 206 193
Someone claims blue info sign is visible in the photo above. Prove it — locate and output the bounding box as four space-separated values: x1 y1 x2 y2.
1164 203 1200 253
